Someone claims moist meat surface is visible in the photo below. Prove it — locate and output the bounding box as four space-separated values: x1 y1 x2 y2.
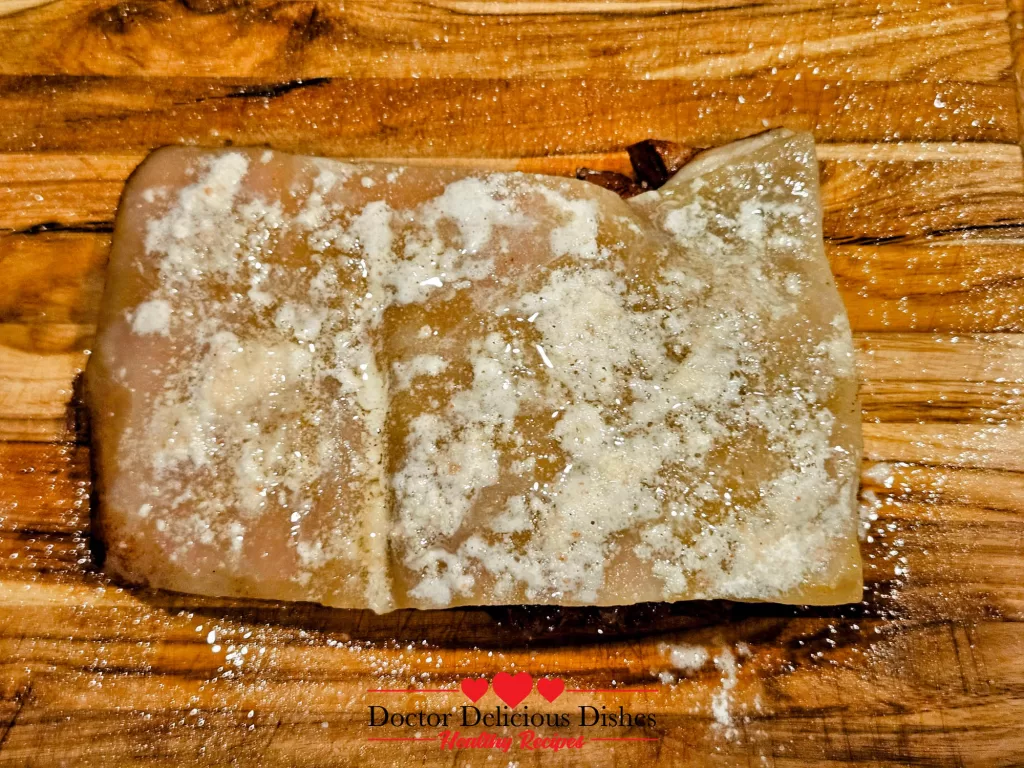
86 130 863 612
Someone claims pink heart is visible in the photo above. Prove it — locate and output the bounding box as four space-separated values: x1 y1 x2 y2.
492 671 532 708
536 677 565 703
460 677 489 703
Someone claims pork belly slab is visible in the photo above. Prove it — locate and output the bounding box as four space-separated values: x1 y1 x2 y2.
86 130 863 613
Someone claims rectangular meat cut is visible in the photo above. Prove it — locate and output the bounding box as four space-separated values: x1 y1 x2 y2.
87 129 863 613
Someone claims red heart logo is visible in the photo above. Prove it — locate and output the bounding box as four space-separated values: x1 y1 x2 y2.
492 672 532 708
460 678 489 703
536 677 565 703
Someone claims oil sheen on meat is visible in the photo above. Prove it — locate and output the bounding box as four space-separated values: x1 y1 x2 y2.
86 130 863 613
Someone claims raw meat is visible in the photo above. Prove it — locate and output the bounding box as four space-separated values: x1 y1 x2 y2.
87 129 862 612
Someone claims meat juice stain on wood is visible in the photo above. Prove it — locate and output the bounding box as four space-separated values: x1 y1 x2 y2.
1 1 1024 765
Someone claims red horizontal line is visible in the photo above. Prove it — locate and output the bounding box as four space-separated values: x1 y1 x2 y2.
589 737 661 742
366 689 452 693
365 737 438 742
566 689 659 693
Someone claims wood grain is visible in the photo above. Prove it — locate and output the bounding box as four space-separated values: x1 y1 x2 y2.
0 617 1021 766
1009 0 1024 148
3 144 1023 238
0 76 1018 151
2 0 1024 765
832 241 1024 333
0 0 53 17
0 0 1012 80
0 233 109 324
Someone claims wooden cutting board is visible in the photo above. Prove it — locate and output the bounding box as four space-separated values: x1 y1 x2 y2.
2 1 1024 765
